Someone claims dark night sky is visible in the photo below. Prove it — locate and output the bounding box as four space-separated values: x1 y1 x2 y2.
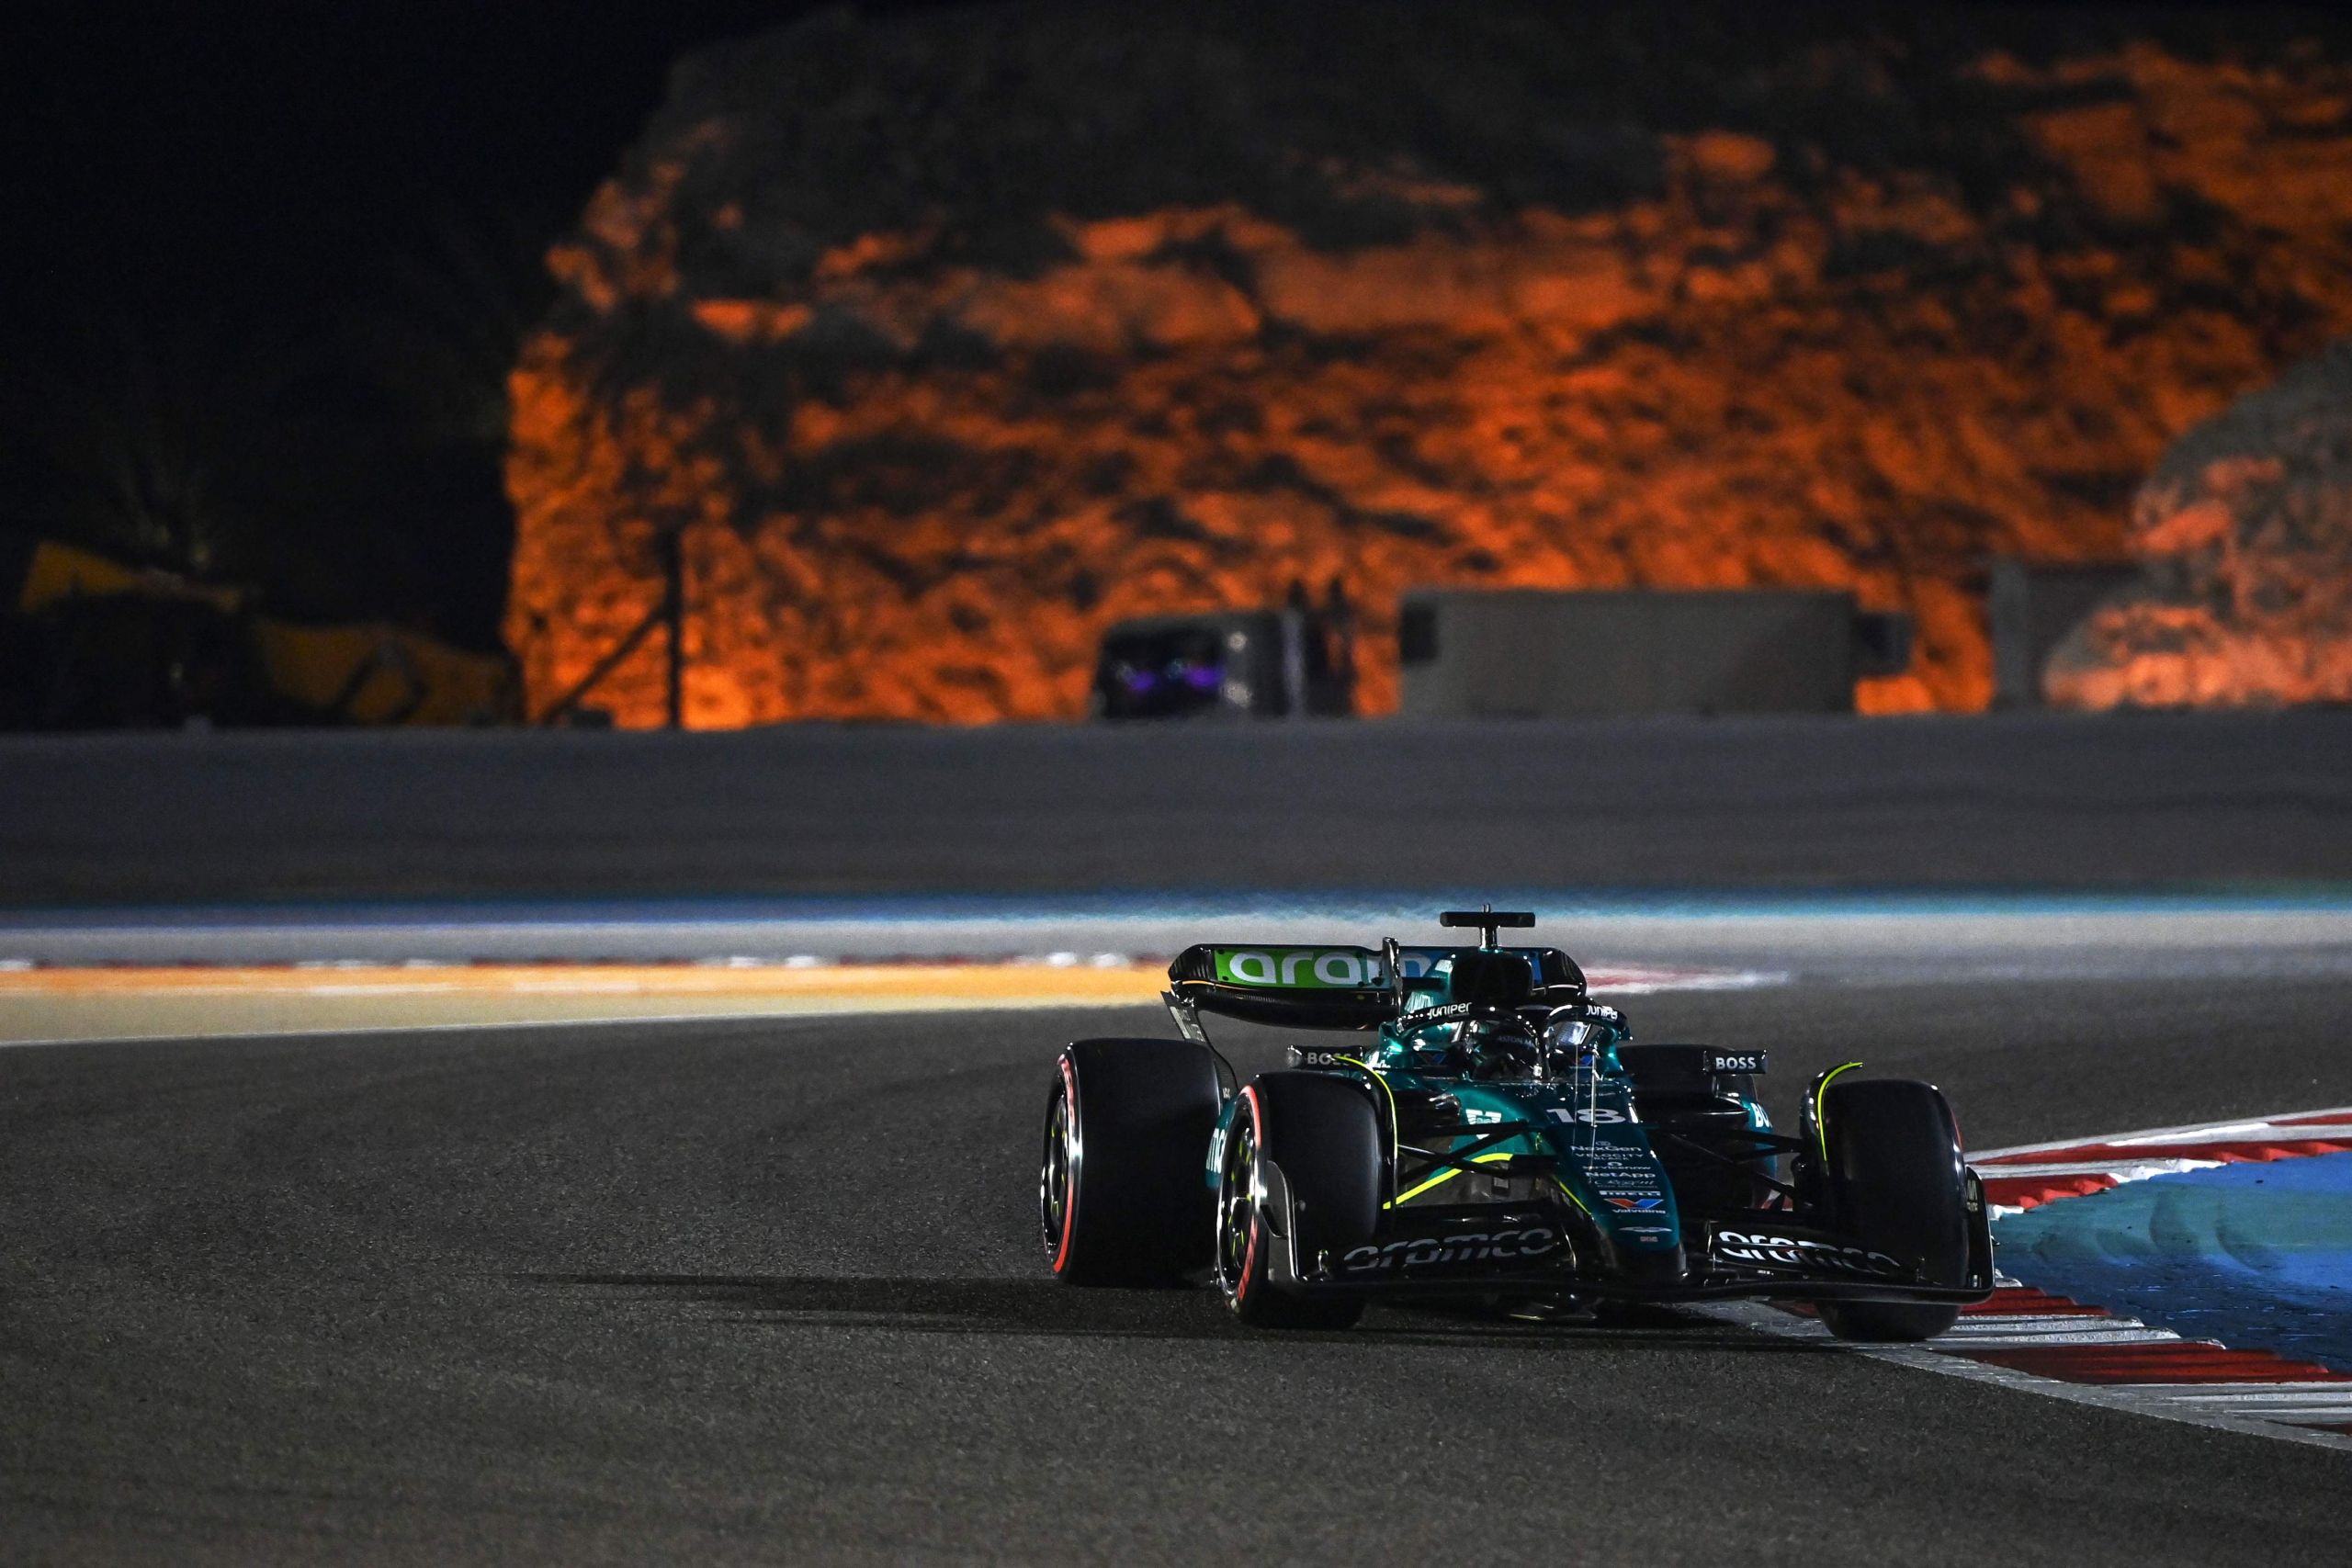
10 4 806 328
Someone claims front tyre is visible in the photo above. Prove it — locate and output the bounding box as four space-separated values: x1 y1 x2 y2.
1215 1073 1377 1329
1041 1038 1221 1285
1815 1077 1970 1343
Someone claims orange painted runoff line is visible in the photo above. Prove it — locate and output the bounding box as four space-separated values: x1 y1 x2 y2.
0 963 1166 1004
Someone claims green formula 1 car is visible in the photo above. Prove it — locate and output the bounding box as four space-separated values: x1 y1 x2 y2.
1039 909 1994 1337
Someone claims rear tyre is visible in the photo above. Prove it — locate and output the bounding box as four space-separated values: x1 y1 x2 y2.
1815 1077 1969 1343
1041 1038 1221 1285
1215 1072 1379 1329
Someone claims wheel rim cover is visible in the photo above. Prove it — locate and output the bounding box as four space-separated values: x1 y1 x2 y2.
1039 1091 1072 1259
1216 1111 1256 1296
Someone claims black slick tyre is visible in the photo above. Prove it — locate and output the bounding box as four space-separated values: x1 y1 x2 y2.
1214 1072 1379 1329
1815 1077 1970 1343
1041 1038 1221 1285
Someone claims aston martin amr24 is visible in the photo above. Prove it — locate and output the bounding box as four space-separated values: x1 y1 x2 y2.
1039 909 1994 1337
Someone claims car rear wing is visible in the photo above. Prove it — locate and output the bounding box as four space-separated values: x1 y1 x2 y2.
1165 942 1589 1031
1166 944 1398 1029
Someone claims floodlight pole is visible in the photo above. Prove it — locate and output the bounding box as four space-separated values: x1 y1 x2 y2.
661 526 684 730
534 527 690 729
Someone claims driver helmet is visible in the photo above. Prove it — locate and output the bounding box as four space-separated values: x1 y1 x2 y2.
1461 1014 1544 1080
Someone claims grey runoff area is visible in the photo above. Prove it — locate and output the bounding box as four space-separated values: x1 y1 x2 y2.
1 711 2349 908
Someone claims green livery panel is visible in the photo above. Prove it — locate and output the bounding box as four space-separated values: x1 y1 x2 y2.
1207 945 1389 988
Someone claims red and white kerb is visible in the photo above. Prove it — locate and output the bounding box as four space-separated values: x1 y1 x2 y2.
1727 1106 2352 1452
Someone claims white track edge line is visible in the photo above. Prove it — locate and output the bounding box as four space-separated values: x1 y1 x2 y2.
1973 1106 2352 1161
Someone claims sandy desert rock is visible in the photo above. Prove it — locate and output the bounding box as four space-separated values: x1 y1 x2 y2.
2047 339 2352 708
506 5 2352 724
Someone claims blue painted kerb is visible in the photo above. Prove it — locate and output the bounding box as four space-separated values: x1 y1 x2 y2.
1994 1151 2352 1373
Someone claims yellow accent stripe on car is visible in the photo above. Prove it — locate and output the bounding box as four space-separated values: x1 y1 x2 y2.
1390 1150 1515 1206
1814 1060 1865 1159
1552 1177 1593 1218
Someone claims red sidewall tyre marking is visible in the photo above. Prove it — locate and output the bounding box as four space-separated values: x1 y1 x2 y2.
1236 1086 1263 1304
1051 1055 1079 1275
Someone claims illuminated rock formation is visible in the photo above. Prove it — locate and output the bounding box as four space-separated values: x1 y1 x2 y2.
2047 339 2352 708
506 6 2352 725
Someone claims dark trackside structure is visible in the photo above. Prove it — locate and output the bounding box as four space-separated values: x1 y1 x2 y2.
1397 588 1911 718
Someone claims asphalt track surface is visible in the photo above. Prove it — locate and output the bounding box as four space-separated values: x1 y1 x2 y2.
6 976 2352 1565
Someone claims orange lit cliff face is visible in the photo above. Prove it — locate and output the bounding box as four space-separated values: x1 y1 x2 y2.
506 10 2352 726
